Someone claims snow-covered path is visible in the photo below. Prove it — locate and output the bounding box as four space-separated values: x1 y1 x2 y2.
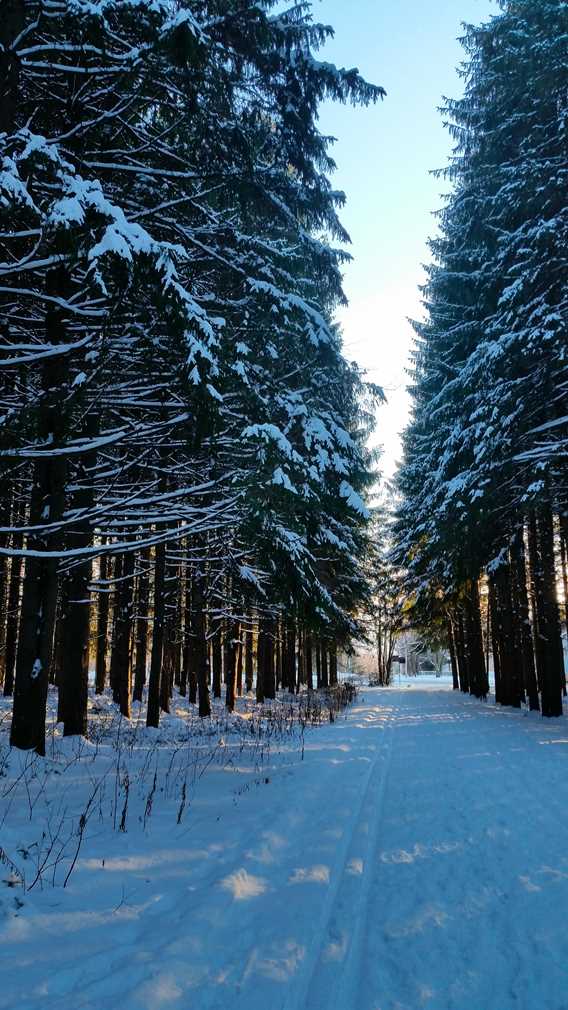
4 684 568 1010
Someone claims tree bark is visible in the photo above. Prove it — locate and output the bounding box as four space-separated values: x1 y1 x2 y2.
95 552 110 695
3 535 23 697
329 641 338 686
191 572 210 717
529 508 564 717
256 622 265 703
305 633 314 691
511 528 539 711
59 416 97 736
132 551 150 703
244 626 253 693
464 579 488 699
447 619 459 691
320 642 329 689
146 541 165 728
211 623 222 700
10 268 68 754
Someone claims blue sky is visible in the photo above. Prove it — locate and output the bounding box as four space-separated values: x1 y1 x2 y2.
314 0 497 479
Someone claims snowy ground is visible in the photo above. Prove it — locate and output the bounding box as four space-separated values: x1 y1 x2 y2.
2 682 568 1010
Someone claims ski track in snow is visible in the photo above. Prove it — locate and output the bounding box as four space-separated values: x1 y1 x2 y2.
3 684 568 1010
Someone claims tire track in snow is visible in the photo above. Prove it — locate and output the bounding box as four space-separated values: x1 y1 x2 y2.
284 702 395 1010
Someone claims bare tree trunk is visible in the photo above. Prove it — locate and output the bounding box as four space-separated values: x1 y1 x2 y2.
491 560 523 708
264 619 276 700
191 572 210 717
147 542 165 728
3 534 23 697
59 419 97 736
235 624 243 697
211 623 222 700
305 633 314 691
275 620 282 690
10 269 68 754
511 528 539 711
256 621 265 703
320 642 329 689
529 508 564 717
447 619 459 690
464 580 488 699
559 513 568 641
95 552 110 694
244 626 253 693
488 581 503 703
329 641 338 686
225 620 239 712
132 550 150 703
108 551 134 719
454 609 469 694
180 565 191 699
315 639 321 689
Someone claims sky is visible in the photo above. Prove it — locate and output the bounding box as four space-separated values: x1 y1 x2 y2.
315 0 497 482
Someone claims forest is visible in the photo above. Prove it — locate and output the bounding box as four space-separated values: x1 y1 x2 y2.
393 1 567 717
1 3 568 1010
0 0 385 756
0 1 566 758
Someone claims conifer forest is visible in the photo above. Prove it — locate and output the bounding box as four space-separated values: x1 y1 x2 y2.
0 3 567 1009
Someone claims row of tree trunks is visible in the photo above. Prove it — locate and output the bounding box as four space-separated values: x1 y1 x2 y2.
448 507 566 717
1 518 350 747
6 502 564 753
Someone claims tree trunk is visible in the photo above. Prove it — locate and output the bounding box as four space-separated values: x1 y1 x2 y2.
211 623 222 700
133 550 150 703
447 619 459 691
109 551 134 719
320 642 329 689
488 581 503 704
315 639 322 689
59 418 97 736
511 528 539 711
225 621 239 712
264 619 276 700
529 508 564 717
146 541 165 728
286 623 296 692
256 623 265 703
491 559 523 708
3 535 23 697
559 512 568 641
305 633 314 691
244 626 253 693
10 269 68 754
191 573 210 717
235 624 243 697
109 553 123 704
180 566 192 699
454 610 469 693
95 552 110 694
464 579 488 699
329 641 338 686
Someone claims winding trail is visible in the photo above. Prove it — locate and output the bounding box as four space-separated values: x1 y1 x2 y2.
4 683 568 1010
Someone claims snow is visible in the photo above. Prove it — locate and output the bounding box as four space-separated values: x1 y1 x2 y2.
339 480 371 519
271 467 297 493
3 683 568 1009
242 423 302 464
0 156 38 211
